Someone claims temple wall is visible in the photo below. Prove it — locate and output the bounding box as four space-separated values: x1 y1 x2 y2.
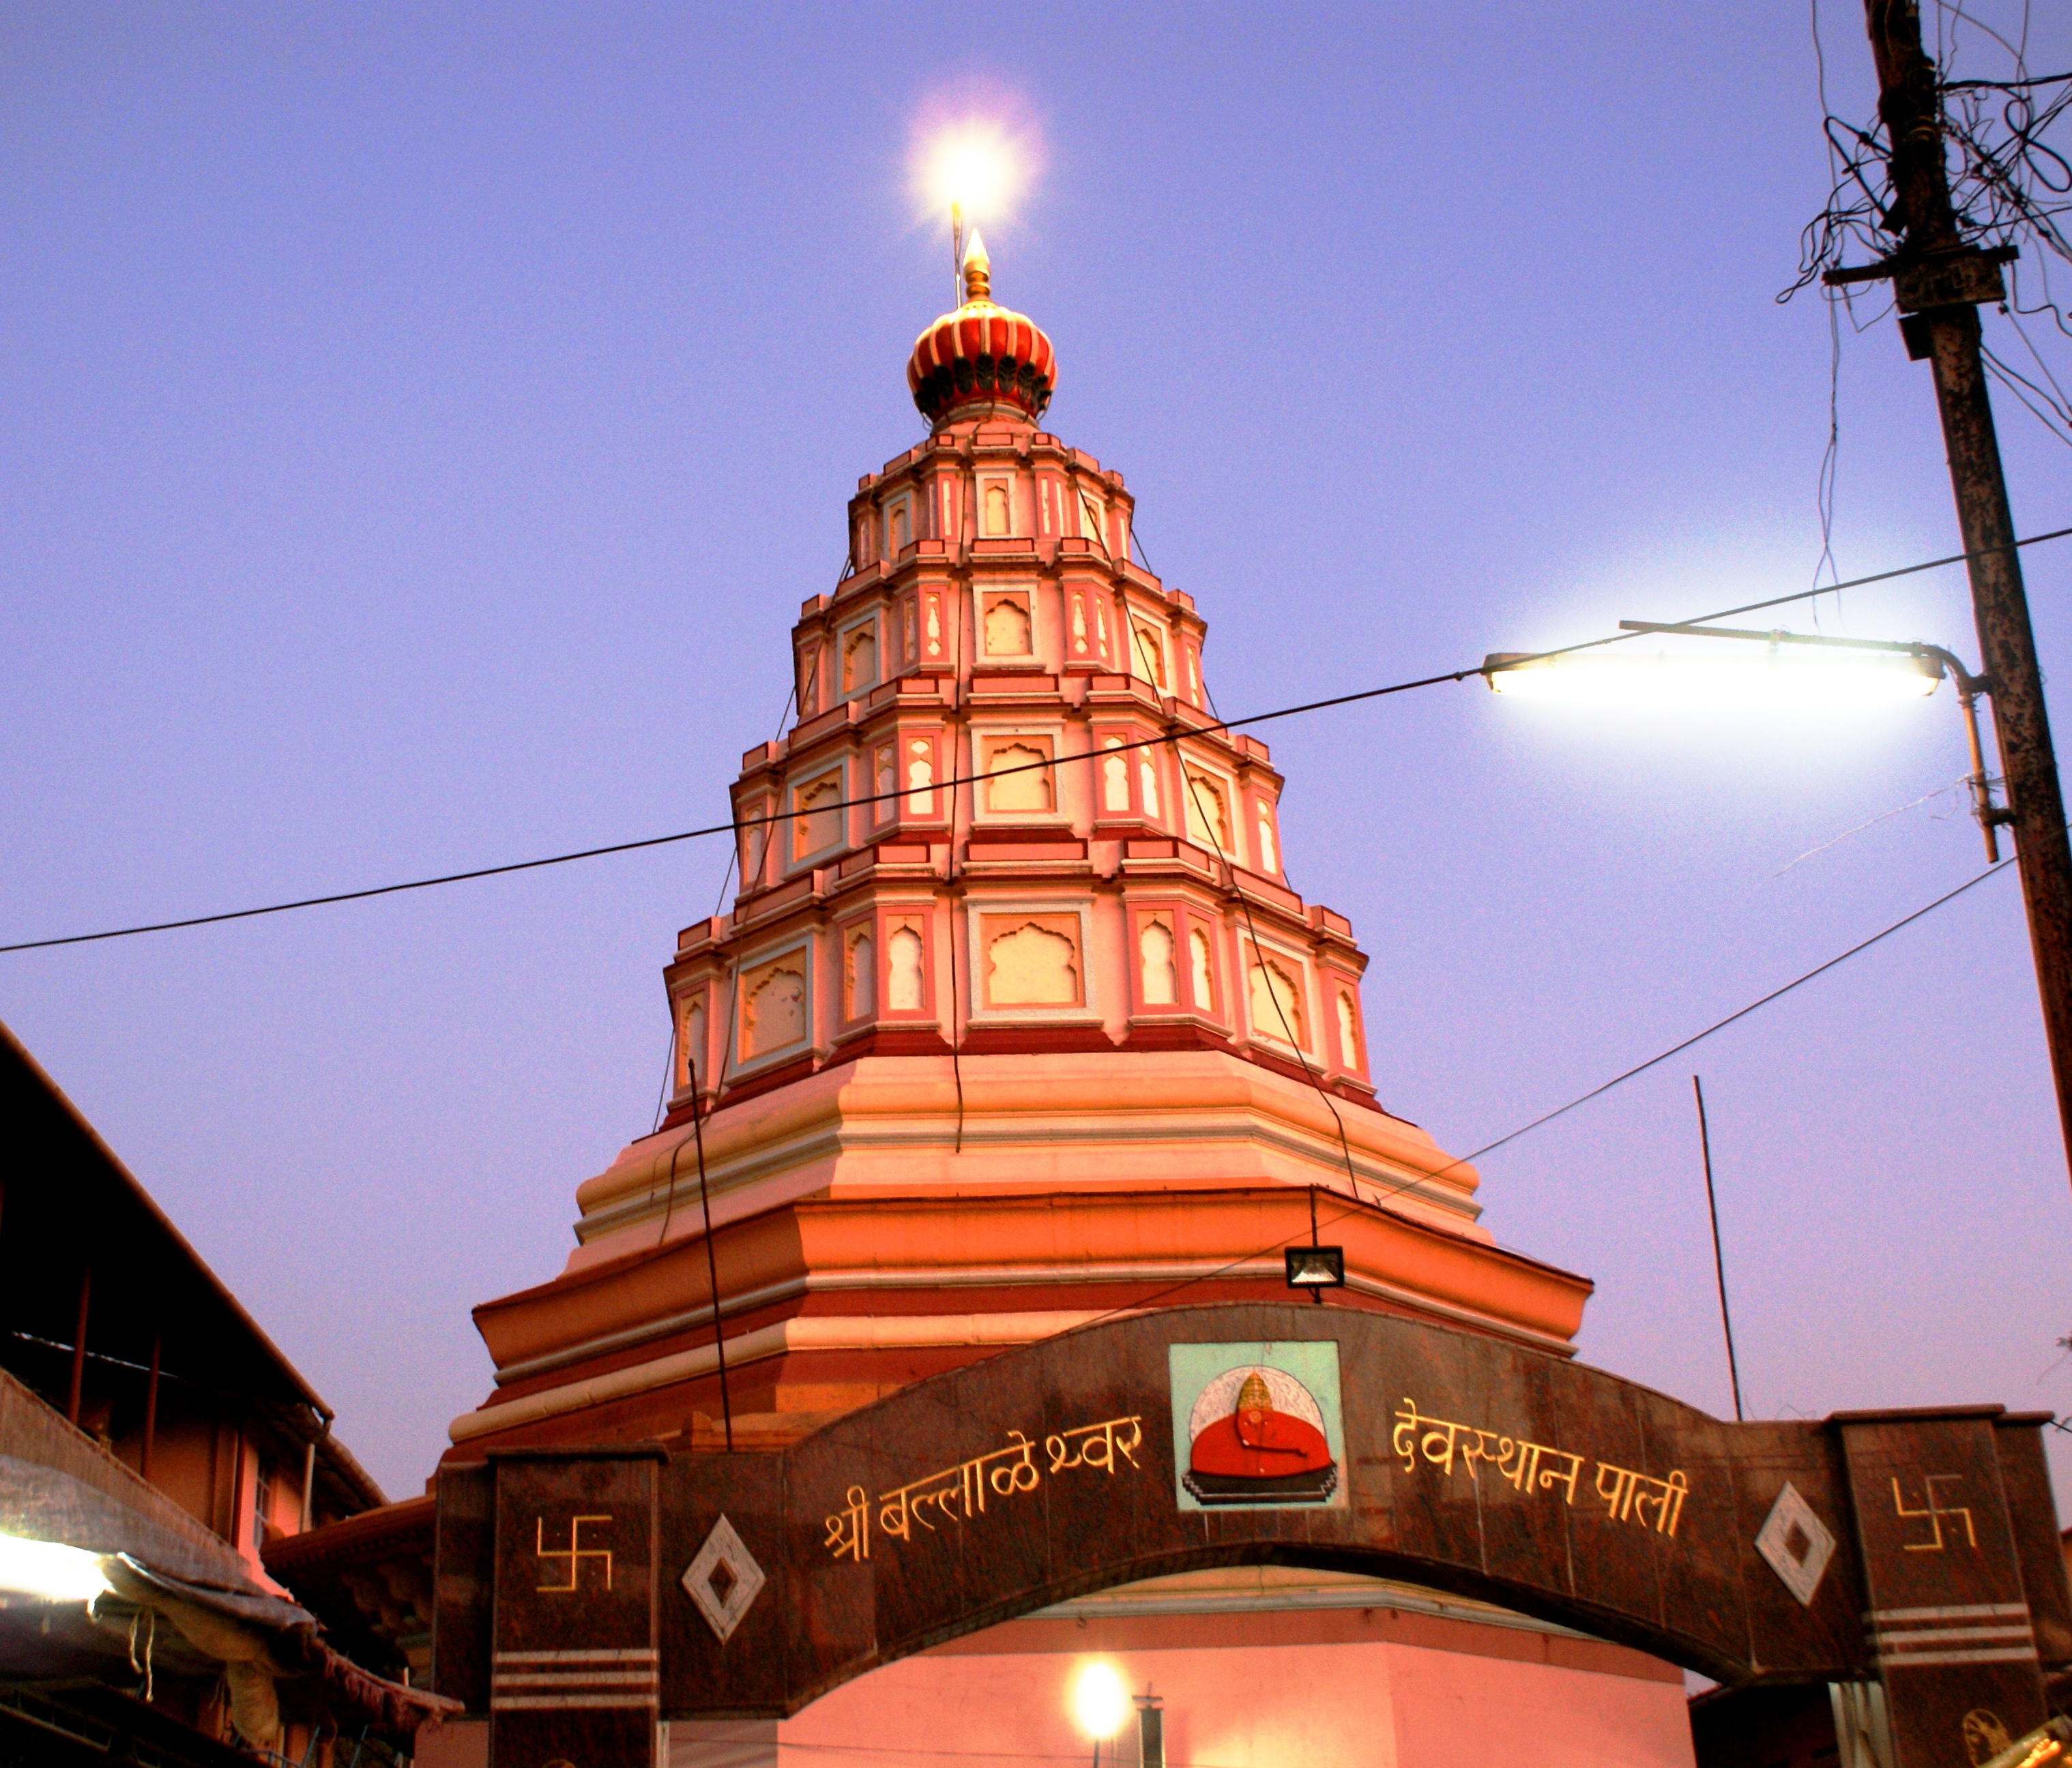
661 1618 1693 1768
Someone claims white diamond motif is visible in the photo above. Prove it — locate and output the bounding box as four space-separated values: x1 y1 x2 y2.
683 1514 765 1643
1755 1481 1837 1608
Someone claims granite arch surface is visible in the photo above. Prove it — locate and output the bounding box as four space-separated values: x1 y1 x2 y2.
435 1303 2072 1768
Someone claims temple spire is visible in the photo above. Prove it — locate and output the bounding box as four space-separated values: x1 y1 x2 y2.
907 232 1054 426
961 230 992 304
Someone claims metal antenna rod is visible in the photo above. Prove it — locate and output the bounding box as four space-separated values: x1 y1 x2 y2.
1692 1076 1745 1421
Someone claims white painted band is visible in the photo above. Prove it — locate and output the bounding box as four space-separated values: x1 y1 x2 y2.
1873 1625 2034 1646
494 1649 657 1663
493 1673 660 1689
491 1694 660 1710
1875 1647 2040 1668
1867 1603 2028 1622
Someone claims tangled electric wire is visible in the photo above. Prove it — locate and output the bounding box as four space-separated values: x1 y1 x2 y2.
1784 9 2072 441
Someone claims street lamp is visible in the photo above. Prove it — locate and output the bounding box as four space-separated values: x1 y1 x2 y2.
1483 625 2009 861
1069 1660 1130 1768
0 1535 112 1604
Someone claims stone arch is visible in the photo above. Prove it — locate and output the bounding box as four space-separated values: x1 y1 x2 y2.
677 998 705 1088
1336 988 1359 1069
904 741 935 814
1189 927 1214 1009
1185 771 1229 855
441 1302 2072 1746
846 932 874 1021
984 596 1032 657
985 921 1079 1006
1139 919 1176 1006
887 926 925 1012
841 626 877 696
1132 625 1165 686
741 962 805 1059
1249 952 1304 1046
793 776 842 859
983 741 1052 815
798 643 821 718
1100 740 1128 814
984 483 1010 536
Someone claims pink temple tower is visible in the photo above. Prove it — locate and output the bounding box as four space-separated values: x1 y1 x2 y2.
450 235 1590 1457
436 236 1698 1768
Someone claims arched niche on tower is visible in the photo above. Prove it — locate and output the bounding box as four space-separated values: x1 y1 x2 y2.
881 911 933 1019
788 768 847 870
1180 762 1236 863
673 987 712 1093
976 733 1056 820
1125 901 1225 1029
1240 933 1315 1060
838 616 879 698
964 902 1098 1025
733 940 816 1073
978 589 1036 664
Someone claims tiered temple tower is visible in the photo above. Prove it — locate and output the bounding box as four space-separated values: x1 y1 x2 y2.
448 237 1590 1461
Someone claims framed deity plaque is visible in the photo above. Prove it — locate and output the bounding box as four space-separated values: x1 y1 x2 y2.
1167 1341 1345 1512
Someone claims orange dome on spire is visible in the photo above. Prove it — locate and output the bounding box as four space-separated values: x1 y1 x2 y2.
905 231 1057 428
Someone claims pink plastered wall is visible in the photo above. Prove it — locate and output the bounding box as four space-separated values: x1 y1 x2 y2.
669 1634 1695 1768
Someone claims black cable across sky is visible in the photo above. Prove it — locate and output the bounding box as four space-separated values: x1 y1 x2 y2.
1060 849 2023 1332
1 524 2064 958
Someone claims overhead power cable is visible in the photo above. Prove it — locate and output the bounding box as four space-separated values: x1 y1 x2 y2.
2 525 2066 958
1444 853 2017 1175
1066 848 2023 1333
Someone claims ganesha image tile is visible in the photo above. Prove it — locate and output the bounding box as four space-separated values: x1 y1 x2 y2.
1168 1341 1345 1511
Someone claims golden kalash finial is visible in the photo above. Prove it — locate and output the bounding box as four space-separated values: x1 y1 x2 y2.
1238 1371 1273 1414
961 230 993 304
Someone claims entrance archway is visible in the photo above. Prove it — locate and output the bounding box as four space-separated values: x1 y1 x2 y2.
433 1304 2072 1768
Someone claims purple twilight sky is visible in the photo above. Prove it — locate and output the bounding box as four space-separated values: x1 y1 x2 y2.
4 3 2071 1503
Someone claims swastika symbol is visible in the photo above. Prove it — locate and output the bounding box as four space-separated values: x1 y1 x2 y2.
1892 1475 1978 1553
536 1514 615 1591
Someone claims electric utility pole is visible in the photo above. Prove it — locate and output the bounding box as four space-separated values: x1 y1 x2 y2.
1828 1 2072 1181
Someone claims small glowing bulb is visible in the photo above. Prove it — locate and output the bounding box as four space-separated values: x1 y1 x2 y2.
1069 1660 1130 1739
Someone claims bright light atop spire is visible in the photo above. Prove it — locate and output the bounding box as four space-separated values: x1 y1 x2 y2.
916 117 1027 225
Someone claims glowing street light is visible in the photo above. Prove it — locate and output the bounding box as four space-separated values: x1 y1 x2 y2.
1069 1660 1130 1767
1483 645 1940 707
1484 623 2008 859
0 1534 113 1604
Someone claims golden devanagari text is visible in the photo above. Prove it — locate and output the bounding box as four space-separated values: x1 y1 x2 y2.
1593 1462 1688 1536
1046 1416 1144 1475
823 1486 871 1562
826 1418 1143 1561
1395 1396 1687 1536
